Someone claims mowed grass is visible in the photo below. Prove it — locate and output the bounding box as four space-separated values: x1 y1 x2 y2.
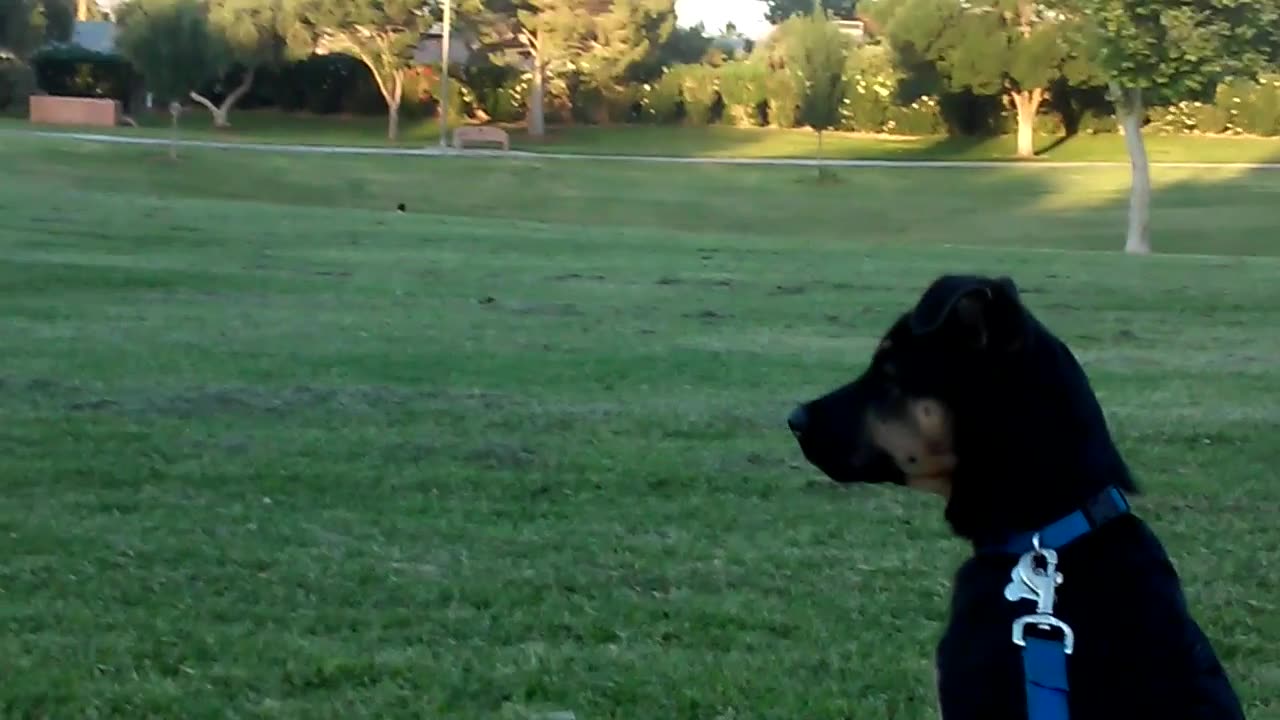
6 109 1280 162
2 138 1279 718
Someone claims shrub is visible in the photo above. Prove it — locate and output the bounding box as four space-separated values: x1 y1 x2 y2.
838 44 896 132
466 65 526 123
272 55 381 115
1192 103 1230 134
670 64 719 126
602 84 642 123
716 61 767 126
1076 107 1118 134
641 72 682 123
0 56 38 114
1217 75 1280 136
884 96 945 136
764 69 800 128
1146 101 1214 134
30 45 137 105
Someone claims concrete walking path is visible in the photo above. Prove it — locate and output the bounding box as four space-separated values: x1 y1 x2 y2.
6 128 1280 170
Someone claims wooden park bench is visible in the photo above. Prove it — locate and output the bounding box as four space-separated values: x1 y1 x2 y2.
453 125 510 151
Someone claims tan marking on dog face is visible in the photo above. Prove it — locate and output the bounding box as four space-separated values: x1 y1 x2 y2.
867 397 956 499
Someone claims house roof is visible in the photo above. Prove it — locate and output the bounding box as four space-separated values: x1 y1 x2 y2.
70 20 117 54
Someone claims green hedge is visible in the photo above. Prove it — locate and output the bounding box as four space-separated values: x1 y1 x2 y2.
22 40 1280 139
0 57 38 115
30 45 139 108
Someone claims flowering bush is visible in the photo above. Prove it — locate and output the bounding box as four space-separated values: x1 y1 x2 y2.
884 95 946 136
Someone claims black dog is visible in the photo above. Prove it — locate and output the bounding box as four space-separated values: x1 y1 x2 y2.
786 275 1245 720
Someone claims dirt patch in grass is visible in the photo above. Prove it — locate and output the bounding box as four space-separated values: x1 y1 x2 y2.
476 296 584 316
684 310 732 322
771 284 808 296
509 302 584 317
550 273 607 282
463 441 537 469
657 276 734 288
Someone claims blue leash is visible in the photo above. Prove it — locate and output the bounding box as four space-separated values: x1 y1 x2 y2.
1022 635 1071 720
991 486 1131 720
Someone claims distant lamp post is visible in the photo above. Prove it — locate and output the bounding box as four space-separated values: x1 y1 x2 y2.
438 0 452 149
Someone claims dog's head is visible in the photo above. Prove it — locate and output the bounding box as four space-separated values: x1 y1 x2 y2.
787 274 1137 541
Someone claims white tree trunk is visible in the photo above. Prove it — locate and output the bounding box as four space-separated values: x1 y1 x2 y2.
1112 82 1151 255
217 66 256 127
816 129 825 181
528 55 546 138
1011 88 1044 159
168 101 181 160
387 70 404 141
188 92 225 126
188 68 255 129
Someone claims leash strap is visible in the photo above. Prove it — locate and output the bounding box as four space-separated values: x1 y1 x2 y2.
1022 635 1070 720
1000 485 1133 720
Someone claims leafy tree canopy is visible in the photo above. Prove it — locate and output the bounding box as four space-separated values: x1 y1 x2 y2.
115 0 228 99
2 0 74 58
764 0 856 23
1074 0 1279 104
280 0 438 138
209 0 283 68
877 0 1099 96
784 8 851 134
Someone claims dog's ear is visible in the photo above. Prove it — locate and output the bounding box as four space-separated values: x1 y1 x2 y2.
909 275 1027 351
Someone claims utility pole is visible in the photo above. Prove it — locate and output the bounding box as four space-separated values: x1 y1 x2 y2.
438 0 452 149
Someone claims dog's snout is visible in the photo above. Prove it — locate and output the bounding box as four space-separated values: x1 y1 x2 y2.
787 405 810 436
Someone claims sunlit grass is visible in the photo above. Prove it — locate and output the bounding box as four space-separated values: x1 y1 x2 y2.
5 109 1280 163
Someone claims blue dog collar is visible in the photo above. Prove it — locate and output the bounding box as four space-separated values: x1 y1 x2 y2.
989 485 1131 555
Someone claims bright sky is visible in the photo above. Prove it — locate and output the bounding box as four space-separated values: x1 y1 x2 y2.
675 0 774 39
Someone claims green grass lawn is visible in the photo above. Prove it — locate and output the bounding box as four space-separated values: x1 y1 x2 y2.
5 108 1280 163
2 138 1279 718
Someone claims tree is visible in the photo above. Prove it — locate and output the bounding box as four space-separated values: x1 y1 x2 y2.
192 0 284 127
115 0 229 157
1074 0 1279 253
877 0 1099 158
654 21 712 65
471 0 595 137
281 0 437 141
579 0 675 118
784 5 851 180
75 0 107 21
2 0 73 58
765 0 856 23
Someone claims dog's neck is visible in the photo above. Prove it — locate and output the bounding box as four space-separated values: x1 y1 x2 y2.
944 333 1139 547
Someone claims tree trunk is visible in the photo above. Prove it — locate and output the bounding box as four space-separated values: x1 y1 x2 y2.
388 103 400 142
168 101 181 160
1010 87 1044 159
387 70 404 142
528 55 546 138
1111 82 1151 255
816 129 825 182
216 66 256 127
188 68 257 129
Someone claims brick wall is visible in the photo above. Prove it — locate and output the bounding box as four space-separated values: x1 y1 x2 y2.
29 96 121 127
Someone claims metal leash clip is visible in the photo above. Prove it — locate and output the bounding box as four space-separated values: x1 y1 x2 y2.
1004 533 1075 654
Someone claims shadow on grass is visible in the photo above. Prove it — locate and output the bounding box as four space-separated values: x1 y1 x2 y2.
1 130 1276 258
